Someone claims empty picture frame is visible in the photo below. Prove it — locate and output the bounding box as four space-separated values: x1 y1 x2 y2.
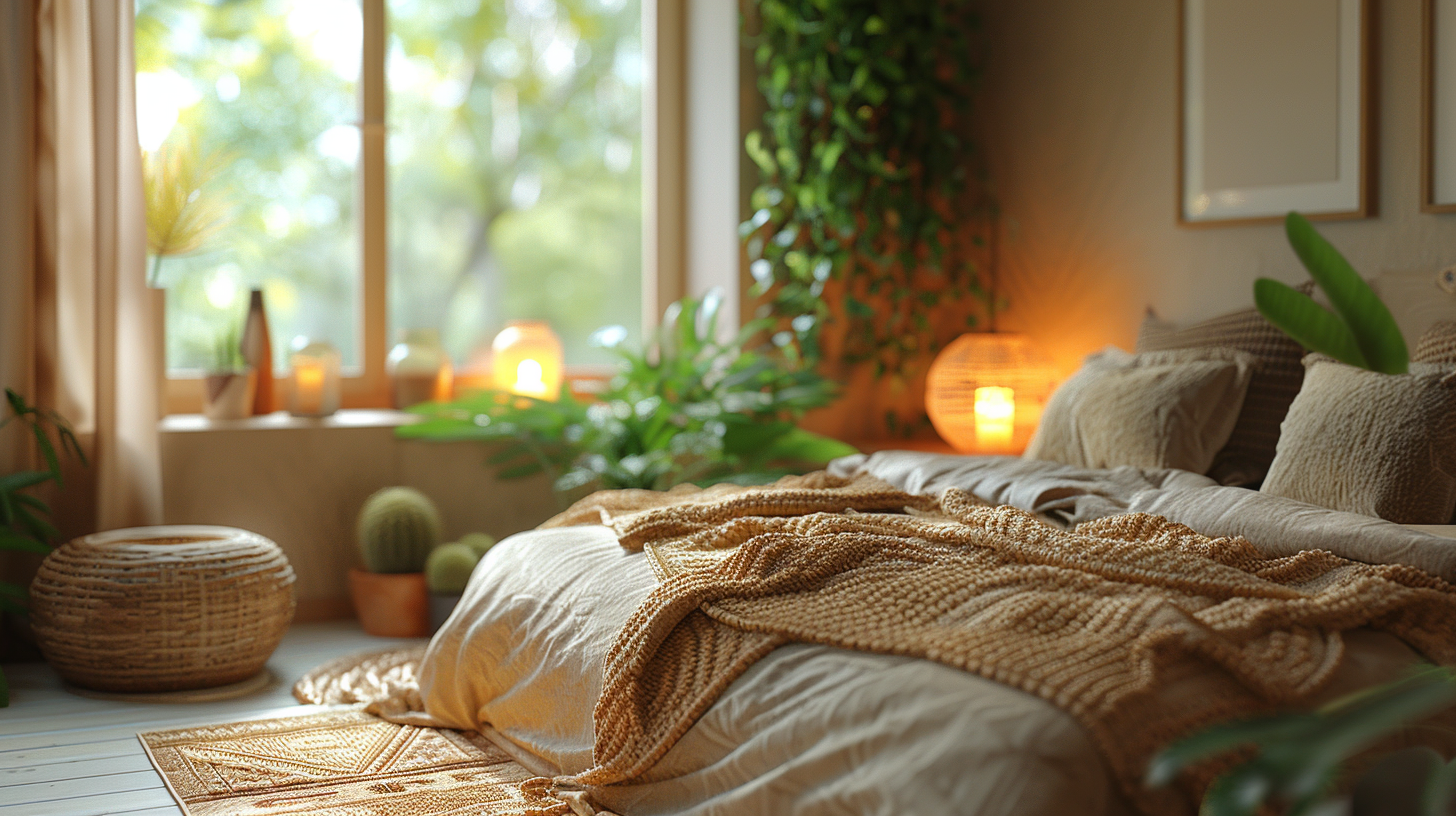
1424 0 1456 212
1179 0 1372 226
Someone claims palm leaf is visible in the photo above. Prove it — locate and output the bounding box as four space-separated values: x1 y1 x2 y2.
1283 212 1408 374
1254 279 1367 368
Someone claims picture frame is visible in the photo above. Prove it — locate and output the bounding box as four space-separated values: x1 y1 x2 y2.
1424 0 1456 212
1178 0 1373 226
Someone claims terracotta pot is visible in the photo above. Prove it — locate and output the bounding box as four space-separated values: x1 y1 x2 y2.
348 568 430 638
203 369 257 420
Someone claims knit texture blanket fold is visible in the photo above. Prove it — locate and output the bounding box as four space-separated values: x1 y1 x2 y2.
543 473 1456 815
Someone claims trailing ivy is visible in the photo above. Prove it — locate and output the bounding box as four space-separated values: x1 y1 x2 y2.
741 0 991 380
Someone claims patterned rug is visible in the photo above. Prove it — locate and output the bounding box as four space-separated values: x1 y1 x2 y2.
138 707 573 816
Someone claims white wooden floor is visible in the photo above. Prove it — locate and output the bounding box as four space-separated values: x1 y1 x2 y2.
0 621 421 815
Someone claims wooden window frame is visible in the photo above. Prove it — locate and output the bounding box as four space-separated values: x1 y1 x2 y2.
163 0 684 415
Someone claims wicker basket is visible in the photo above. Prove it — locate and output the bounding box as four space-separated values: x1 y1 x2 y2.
29 525 296 693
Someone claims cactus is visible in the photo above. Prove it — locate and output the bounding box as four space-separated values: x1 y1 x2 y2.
425 543 480 594
357 487 442 573
458 532 497 558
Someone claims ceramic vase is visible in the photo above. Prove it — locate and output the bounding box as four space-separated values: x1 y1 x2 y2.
387 329 452 409
240 288 274 415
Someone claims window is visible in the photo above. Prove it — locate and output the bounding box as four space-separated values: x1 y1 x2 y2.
135 0 645 409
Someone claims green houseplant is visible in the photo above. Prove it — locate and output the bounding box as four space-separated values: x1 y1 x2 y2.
400 294 857 500
740 0 994 401
349 486 441 638
0 388 85 706
1147 666 1456 816
1254 212 1409 374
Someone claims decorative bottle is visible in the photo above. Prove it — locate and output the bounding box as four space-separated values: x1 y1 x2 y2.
240 288 274 415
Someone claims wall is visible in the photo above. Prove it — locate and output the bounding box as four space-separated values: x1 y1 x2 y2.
981 0 1456 374
159 412 559 620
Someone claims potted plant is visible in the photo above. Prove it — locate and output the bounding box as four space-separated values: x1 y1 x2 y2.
0 388 85 707
202 324 255 421
1255 212 1409 374
423 532 494 632
349 486 441 638
399 293 857 501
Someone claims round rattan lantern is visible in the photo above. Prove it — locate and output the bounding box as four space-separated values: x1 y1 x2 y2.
29 526 296 693
926 333 1057 454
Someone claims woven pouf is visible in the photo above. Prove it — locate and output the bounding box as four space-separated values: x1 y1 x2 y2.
29 525 296 693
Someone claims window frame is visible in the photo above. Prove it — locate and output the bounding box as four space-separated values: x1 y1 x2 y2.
162 0 683 415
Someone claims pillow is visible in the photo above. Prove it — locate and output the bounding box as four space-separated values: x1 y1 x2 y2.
1413 320 1456 364
1260 355 1456 525
1137 286 1313 486
1024 347 1254 474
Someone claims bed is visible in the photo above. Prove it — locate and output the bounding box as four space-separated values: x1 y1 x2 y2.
400 295 1456 816
402 451 1456 816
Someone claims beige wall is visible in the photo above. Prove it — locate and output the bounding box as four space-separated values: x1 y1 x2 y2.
982 0 1456 375
159 415 559 620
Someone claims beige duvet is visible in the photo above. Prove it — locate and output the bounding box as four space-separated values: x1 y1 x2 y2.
415 452 1453 816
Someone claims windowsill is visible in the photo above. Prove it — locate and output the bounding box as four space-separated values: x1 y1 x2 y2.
160 409 421 433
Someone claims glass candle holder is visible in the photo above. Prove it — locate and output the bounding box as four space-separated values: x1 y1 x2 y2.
491 321 563 400
287 340 342 417
388 329 453 408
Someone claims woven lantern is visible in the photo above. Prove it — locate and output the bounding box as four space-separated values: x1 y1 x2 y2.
926 333 1057 454
492 321 563 400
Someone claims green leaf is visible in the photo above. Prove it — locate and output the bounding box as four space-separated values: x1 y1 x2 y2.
1254 279 1367 368
0 471 53 495
0 528 51 554
758 427 859 464
1284 212 1409 374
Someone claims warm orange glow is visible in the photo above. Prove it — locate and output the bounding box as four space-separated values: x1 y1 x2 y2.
513 359 548 397
973 387 1015 449
925 333 1057 454
294 364 325 415
492 321 563 401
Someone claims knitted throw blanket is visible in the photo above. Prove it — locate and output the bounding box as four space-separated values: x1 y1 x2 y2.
545 473 1456 815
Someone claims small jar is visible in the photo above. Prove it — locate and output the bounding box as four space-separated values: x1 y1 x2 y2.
491 320 564 401
287 340 342 417
387 329 453 408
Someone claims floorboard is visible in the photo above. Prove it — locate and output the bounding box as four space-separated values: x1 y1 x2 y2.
0 621 417 815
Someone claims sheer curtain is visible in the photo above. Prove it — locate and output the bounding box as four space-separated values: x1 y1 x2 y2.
0 0 162 537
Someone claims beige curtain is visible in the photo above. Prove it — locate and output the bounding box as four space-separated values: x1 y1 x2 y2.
0 0 162 537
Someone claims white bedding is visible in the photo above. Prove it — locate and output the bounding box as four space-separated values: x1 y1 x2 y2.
417 452 1447 815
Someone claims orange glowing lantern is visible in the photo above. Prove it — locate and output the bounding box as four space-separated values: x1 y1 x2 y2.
926 333 1056 454
491 321 564 400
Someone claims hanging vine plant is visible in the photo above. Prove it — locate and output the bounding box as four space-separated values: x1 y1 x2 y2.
741 0 993 387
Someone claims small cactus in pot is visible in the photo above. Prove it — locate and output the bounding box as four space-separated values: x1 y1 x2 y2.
424 534 496 632
357 487 442 573
348 487 443 638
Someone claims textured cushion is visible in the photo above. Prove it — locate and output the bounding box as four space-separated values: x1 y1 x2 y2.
1024 347 1254 474
1413 320 1456 364
1260 356 1456 524
1137 285 1313 486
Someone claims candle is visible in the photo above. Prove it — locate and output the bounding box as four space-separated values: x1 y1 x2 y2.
286 340 342 417
294 364 325 415
973 386 1015 452
513 359 548 397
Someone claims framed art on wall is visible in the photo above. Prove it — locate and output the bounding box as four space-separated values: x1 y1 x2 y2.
1178 0 1373 226
1425 0 1456 212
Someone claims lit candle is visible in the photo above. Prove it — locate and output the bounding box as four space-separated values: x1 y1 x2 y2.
294 364 325 415
514 358 548 397
973 386 1015 452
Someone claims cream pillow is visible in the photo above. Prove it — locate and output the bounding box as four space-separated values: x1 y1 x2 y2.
1260 355 1456 524
1024 347 1254 473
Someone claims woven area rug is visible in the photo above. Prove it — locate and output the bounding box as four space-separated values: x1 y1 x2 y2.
138 707 572 816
